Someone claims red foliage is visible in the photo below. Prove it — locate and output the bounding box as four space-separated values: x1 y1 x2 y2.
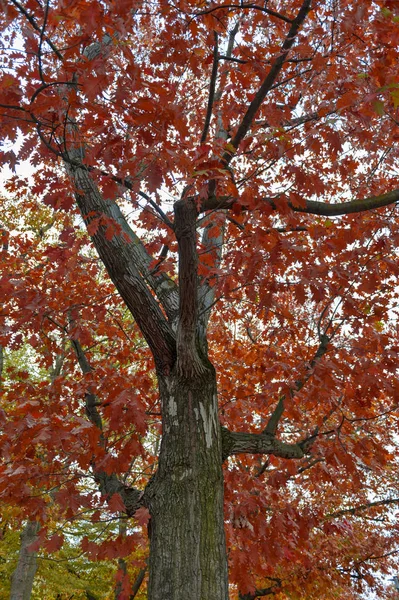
1 0 399 598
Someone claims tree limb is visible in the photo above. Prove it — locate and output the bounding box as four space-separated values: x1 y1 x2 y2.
197 22 240 339
9 0 63 60
130 566 147 598
327 498 399 519
224 0 312 160
200 31 219 143
70 336 143 516
239 580 282 600
264 332 331 435
221 427 305 460
54 35 178 370
97 198 179 328
72 168 177 373
197 212 226 346
174 197 206 376
201 186 399 216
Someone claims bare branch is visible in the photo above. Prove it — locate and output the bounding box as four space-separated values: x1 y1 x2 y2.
218 55 247 64
256 109 337 131
137 190 174 230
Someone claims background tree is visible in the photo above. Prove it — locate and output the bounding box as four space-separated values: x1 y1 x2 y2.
1 0 399 598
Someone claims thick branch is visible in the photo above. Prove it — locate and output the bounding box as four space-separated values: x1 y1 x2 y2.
221 427 305 460
100 199 179 328
59 37 179 336
174 198 205 376
197 213 226 345
71 167 176 374
294 188 399 216
201 186 399 216
264 396 285 436
225 0 312 159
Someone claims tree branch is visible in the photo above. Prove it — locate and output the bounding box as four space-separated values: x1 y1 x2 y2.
69 336 143 516
200 31 219 143
328 498 399 519
264 332 331 435
9 0 63 60
221 427 305 460
224 0 312 160
200 186 399 216
197 212 226 346
194 4 292 24
137 190 174 230
72 172 176 373
131 566 147 598
239 580 282 600
51 35 178 370
225 331 332 463
95 197 179 328
174 197 206 376
197 21 240 338
293 188 399 216
264 396 285 436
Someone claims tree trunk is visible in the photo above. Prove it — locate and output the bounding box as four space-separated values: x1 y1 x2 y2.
145 365 228 600
10 520 40 600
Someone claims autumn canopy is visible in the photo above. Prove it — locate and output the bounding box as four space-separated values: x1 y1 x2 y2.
1 0 399 598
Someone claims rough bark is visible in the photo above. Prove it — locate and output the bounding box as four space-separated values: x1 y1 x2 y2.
144 367 228 600
10 520 40 600
221 427 305 460
71 166 176 374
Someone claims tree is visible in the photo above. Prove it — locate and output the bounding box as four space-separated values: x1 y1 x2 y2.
1 0 399 597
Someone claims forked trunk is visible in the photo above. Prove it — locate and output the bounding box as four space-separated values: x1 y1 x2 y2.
146 365 228 600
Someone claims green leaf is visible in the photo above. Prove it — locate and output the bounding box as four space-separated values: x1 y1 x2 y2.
373 100 385 116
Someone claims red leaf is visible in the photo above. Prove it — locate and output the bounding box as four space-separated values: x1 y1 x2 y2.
44 533 64 553
107 493 126 513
